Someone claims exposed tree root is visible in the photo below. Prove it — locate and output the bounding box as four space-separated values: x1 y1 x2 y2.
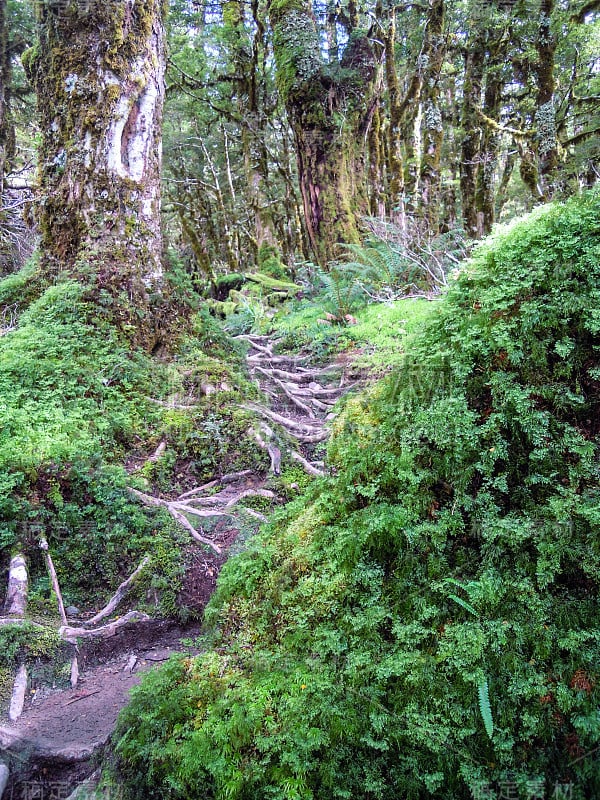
128 488 224 554
248 354 308 365
59 611 150 644
0 726 107 765
84 556 150 628
255 366 338 384
244 404 325 436
39 537 68 625
178 469 255 499
224 488 275 508
290 450 325 476
254 366 316 417
237 507 268 522
240 339 273 356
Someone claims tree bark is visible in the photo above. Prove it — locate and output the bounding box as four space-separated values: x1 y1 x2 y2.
418 0 446 233
475 44 504 235
268 0 379 264
534 0 558 198
460 33 485 237
0 0 7 199
25 0 166 334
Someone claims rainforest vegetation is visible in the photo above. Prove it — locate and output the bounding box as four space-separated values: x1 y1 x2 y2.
0 0 599 797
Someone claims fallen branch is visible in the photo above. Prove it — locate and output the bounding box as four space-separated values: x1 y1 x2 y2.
290 450 325 477
84 556 150 627
65 689 101 706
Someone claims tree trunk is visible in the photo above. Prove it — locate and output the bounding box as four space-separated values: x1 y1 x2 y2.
475 63 503 235
25 0 166 333
0 0 7 199
268 0 378 264
534 0 558 198
460 36 485 237
382 4 406 222
0 0 15 201
418 0 446 234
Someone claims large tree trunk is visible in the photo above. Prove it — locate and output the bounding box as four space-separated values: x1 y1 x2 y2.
534 0 558 198
418 0 446 234
25 0 165 331
0 0 12 201
460 34 485 238
268 0 378 264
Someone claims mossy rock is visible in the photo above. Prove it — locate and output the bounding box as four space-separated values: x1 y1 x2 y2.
210 273 247 302
244 272 301 295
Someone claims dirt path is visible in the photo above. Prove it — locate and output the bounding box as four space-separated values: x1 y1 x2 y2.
0 333 361 797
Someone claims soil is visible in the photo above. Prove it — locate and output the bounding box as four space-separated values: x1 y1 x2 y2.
0 334 362 798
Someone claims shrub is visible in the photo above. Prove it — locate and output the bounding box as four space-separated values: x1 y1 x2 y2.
114 193 600 799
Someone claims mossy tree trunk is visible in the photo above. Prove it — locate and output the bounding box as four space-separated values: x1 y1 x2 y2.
0 0 10 199
460 27 485 238
534 0 558 198
418 0 446 234
25 0 165 333
268 0 379 264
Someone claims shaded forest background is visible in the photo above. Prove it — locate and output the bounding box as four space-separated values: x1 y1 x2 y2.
0 0 599 282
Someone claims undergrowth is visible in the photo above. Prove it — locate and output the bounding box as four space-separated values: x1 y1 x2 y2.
114 192 600 799
0 269 263 618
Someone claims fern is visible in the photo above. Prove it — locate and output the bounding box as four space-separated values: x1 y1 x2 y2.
478 679 494 740
448 593 478 617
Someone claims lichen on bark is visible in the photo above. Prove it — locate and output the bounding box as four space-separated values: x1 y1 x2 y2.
25 0 166 338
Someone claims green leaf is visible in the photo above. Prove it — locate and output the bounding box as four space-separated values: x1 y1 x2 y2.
448 593 478 617
478 679 494 740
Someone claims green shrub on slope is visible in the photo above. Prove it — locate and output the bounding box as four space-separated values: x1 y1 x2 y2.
114 193 600 799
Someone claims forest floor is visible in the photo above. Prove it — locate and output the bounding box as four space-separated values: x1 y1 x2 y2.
0 331 364 797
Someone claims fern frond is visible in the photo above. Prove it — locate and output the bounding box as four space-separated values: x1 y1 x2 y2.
478 680 494 740
448 593 478 617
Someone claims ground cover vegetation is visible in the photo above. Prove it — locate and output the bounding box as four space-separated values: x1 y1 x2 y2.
112 192 600 798
0 0 599 794
0 258 266 620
